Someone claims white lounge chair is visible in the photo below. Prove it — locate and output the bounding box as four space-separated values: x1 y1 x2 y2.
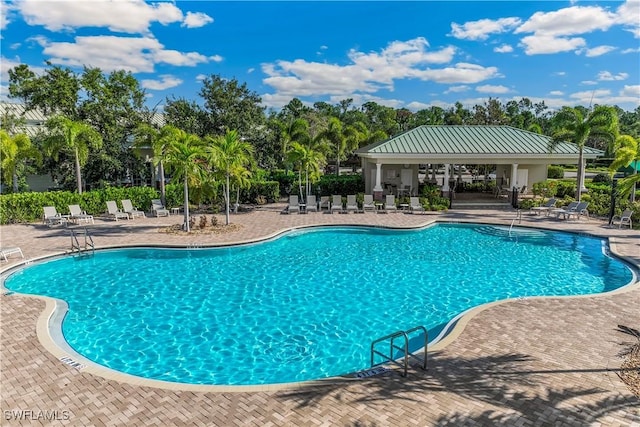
562 202 589 221
612 209 633 229
151 199 170 217
0 247 23 262
106 200 129 221
319 196 330 212
331 195 343 214
68 204 94 224
305 195 318 213
362 195 376 212
346 195 359 213
43 206 66 226
551 201 579 219
288 195 300 214
384 194 397 213
122 199 145 218
531 198 557 216
409 197 425 213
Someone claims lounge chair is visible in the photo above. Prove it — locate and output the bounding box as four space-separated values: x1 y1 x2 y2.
346 195 359 213
0 247 23 262
531 198 557 216
151 199 170 217
384 194 397 213
362 195 376 213
551 201 579 219
611 209 633 229
43 206 66 226
319 196 330 212
288 195 300 214
409 197 425 213
305 195 318 213
562 202 589 221
68 204 94 224
122 199 145 218
331 195 343 214
106 200 130 221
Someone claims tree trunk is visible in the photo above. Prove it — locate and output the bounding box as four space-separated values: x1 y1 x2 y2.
298 169 303 202
183 176 190 232
75 147 83 194
225 173 230 225
12 173 18 193
631 168 637 203
336 157 340 176
576 148 585 201
159 161 166 206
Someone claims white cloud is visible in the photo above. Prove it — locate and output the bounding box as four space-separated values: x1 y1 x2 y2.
445 85 470 93
1 0 13 31
581 80 598 85
195 74 207 81
583 45 616 57
519 35 586 55
597 71 628 81
141 74 182 90
450 17 521 41
0 55 46 84
494 44 513 53
616 0 640 38
38 35 217 73
549 91 564 96
261 38 499 100
515 5 617 37
553 71 567 76
476 85 510 94
16 0 184 33
620 84 640 98
621 47 640 54
182 11 213 29
247 68 255 74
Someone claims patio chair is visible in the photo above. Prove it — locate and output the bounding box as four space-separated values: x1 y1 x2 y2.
151 199 170 217
287 195 300 214
106 200 130 221
550 201 579 219
43 206 66 226
0 247 23 262
68 204 94 224
409 197 425 214
331 195 344 214
562 202 589 221
530 198 557 216
611 209 633 229
362 195 376 213
305 195 318 213
122 199 145 218
384 194 397 213
346 195 359 213
319 196 330 212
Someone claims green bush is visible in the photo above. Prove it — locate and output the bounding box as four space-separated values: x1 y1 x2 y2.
554 180 576 198
239 181 280 203
532 180 559 198
313 174 364 196
547 165 564 179
592 173 612 184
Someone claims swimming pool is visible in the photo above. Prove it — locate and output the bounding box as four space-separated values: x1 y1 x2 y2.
3 223 635 385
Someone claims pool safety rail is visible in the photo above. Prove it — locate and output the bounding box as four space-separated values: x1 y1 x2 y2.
70 227 94 256
370 326 428 377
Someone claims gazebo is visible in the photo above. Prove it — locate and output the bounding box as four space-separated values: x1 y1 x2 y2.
355 125 604 198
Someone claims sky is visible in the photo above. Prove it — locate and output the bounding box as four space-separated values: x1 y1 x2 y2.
1 0 639 114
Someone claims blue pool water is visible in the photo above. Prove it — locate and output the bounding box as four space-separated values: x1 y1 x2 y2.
3 224 634 385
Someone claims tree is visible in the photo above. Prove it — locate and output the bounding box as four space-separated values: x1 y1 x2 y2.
551 106 618 200
42 115 102 194
205 130 255 225
286 141 325 200
133 123 177 205
0 130 41 192
164 97 211 137
609 134 639 202
163 126 207 232
199 75 265 136
319 117 348 175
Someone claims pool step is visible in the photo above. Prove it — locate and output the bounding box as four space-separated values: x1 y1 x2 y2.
370 326 428 377
475 225 547 239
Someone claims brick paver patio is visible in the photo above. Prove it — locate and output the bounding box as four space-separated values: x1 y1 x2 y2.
1 205 639 426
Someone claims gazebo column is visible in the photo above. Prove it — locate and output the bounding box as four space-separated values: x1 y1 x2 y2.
510 163 519 189
443 163 450 194
373 162 384 201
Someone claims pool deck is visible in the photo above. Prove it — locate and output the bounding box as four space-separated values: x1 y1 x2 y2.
1 205 639 426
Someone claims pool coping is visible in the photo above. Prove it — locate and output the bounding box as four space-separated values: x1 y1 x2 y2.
2 219 639 393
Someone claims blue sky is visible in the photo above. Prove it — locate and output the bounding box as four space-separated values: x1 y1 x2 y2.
1 0 639 113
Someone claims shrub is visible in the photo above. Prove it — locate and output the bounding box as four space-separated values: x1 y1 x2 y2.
554 181 576 198
313 174 364 196
547 165 564 179
592 173 612 184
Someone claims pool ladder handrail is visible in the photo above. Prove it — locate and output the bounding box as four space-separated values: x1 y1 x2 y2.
70 227 95 256
370 325 428 377
508 209 522 236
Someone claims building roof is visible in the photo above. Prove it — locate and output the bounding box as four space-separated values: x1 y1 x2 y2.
356 125 603 164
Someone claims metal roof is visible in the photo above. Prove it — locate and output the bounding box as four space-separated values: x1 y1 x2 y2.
356 125 603 158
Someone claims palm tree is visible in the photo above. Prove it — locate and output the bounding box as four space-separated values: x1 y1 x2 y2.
163 126 207 232
609 134 640 202
43 115 102 194
205 130 255 225
319 117 347 175
550 106 618 200
276 118 310 166
0 130 41 192
229 164 252 213
286 141 325 201
133 123 175 205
